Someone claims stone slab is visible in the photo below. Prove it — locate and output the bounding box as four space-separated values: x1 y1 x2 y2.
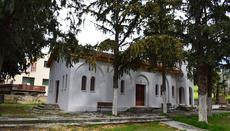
161 121 206 131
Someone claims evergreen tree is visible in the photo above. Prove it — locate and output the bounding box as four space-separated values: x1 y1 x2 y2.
86 0 145 115
183 0 230 122
0 0 83 80
141 0 184 113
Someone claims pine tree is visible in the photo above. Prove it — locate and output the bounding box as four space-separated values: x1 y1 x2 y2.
141 0 184 113
86 0 145 115
0 0 83 79
183 0 230 122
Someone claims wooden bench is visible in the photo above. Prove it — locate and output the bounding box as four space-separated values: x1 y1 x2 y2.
97 102 112 112
219 96 227 108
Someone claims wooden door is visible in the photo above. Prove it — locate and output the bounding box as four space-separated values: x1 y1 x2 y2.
136 84 145 106
55 80 59 103
179 87 184 104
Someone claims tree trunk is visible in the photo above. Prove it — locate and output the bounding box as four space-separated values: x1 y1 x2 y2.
207 97 212 116
162 91 167 113
216 85 219 104
0 54 3 73
112 64 119 116
197 64 208 123
207 68 212 116
162 67 167 113
112 87 118 116
199 94 208 122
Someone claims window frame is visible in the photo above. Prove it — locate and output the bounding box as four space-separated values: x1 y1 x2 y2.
22 77 35 86
120 80 125 94
155 84 159 96
160 85 163 96
44 61 48 67
172 86 175 98
90 76 95 92
81 76 87 91
65 74 68 91
42 79 49 86
31 63 36 72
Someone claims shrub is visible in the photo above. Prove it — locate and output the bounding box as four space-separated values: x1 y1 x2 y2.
227 96 230 103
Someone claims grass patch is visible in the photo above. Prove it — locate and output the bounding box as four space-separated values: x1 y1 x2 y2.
5 122 177 131
76 122 177 131
0 103 37 117
97 122 176 131
171 113 230 131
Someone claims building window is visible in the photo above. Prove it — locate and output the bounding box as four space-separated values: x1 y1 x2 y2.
31 63 36 72
81 76 87 91
90 76 95 91
120 80 125 94
22 77 35 85
44 61 48 67
42 79 49 86
155 84 159 96
62 75 65 91
172 86 175 97
65 74 68 90
161 85 163 96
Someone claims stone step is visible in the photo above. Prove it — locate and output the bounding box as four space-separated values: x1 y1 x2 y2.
126 107 162 113
0 117 170 127
33 106 60 111
0 116 169 125
33 104 60 111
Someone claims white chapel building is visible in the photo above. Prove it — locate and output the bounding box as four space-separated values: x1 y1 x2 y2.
47 54 194 112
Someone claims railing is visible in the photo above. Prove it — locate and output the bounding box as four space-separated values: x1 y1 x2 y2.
0 84 45 92
0 84 12 92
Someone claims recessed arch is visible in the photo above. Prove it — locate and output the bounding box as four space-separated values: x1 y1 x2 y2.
74 63 104 76
135 74 149 86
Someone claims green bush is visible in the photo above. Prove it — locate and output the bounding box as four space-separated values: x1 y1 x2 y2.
226 96 230 103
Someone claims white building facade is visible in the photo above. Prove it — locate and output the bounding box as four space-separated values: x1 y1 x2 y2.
6 55 50 95
47 58 194 112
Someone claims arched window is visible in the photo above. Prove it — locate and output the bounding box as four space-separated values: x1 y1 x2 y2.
189 87 193 105
90 76 95 91
120 80 125 94
155 84 159 96
172 86 175 97
81 76 87 91
160 85 163 96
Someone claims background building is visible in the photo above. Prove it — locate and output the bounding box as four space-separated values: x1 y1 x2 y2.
5 55 50 96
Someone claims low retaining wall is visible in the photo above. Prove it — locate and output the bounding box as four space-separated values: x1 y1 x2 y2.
3 94 46 104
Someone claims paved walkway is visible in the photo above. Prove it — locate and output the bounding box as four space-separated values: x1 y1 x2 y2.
0 114 208 131
161 121 206 131
2 110 228 130
0 114 169 128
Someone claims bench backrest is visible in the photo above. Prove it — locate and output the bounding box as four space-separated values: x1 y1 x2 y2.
97 102 112 106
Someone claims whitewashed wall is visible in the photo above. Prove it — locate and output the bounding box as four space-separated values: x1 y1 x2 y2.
48 59 194 112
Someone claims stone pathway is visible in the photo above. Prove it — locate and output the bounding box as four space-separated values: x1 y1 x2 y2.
0 115 169 128
161 121 206 131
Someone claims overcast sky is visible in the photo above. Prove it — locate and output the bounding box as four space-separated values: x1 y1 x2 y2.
77 16 112 46
42 2 186 53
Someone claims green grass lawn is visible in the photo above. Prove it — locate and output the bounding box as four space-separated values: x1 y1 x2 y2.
6 122 177 131
88 122 177 131
0 103 36 117
171 113 230 131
